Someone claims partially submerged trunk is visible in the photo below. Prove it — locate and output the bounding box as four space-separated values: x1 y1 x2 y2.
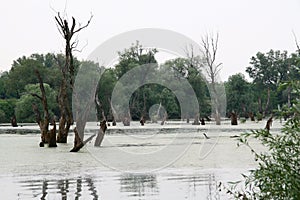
140 116 145 126
265 116 273 131
11 115 18 127
161 111 168 125
31 69 56 147
55 12 92 144
230 112 238 125
70 127 96 152
200 118 205 125
248 112 255 121
192 114 200 125
94 120 107 147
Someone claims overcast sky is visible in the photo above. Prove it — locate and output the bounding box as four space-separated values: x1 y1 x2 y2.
1 0 300 80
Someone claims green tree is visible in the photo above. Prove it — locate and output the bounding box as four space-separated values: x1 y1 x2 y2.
246 50 290 116
225 73 253 117
222 80 300 199
0 99 16 123
15 83 58 123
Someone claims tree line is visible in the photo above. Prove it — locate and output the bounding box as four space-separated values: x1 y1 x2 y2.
0 47 299 124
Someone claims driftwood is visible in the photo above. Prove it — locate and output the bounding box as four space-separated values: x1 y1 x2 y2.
94 120 107 147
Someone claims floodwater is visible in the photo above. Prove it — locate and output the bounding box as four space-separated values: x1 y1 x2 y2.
0 120 283 200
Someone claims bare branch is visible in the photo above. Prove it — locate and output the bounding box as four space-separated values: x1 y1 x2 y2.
72 14 93 36
292 31 300 53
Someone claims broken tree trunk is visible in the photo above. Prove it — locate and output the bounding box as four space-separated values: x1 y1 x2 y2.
48 119 57 147
94 120 107 147
70 127 96 152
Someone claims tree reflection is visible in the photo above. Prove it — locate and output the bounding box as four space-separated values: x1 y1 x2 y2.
120 173 158 198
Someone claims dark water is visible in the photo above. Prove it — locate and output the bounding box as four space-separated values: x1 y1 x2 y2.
5 171 219 200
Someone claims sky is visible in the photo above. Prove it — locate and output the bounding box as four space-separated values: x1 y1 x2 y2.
0 0 300 81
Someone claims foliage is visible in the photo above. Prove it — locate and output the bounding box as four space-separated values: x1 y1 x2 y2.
225 73 253 117
15 83 58 123
222 81 300 199
0 99 16 123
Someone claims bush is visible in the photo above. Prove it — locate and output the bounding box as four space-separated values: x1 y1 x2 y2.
221 82 300 199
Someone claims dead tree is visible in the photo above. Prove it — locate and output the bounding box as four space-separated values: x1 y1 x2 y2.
55 12 93 143
200 33 222 125
94 120 107 147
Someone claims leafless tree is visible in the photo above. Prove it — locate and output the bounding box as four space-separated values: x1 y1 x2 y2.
200 32 222 125
54 12 93 143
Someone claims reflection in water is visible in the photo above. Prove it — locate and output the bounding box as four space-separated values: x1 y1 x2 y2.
13 171 219 199
120 174 158 199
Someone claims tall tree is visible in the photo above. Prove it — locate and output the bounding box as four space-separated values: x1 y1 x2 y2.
246 50 290 117
54 12 92 143
225 73 253 117
200 33 223 125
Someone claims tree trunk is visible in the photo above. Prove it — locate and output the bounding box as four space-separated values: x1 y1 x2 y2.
192 114 200 125
263 87 271 117
11 115 18 127
48 119 57 147
70 127 96 152
161 111 167 125
55 13 92 144
94 120 107 147
230 112 238 125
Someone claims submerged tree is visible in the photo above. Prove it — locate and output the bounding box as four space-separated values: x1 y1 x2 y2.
200 33 223 125
54 12 92 143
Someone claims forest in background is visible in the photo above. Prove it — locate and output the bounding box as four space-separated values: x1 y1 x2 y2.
0 43 299 124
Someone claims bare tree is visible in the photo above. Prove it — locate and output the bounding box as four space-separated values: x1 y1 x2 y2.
54 12 93 143
200 32 222 125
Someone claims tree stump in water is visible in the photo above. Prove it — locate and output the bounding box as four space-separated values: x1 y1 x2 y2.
11 115 18 127
265 117 273 131
200 118 205 125
231 112 238 125
48 119 57 147
123 117 130 126
248 112 255 121
192 114 200 125
140 116 145 126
